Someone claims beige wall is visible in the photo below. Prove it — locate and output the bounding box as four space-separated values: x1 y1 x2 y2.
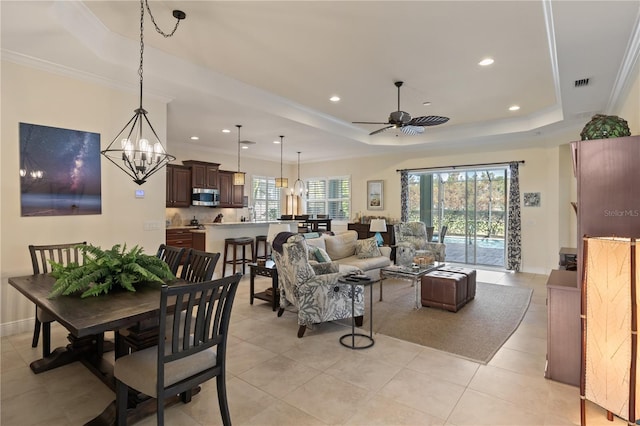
618 65 640 134
2 58 638 335
1 61 168 335
300 144 570 275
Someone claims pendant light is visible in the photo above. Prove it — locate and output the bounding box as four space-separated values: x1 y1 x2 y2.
100 0 185 185
293 151 306 197
233 124 245 185
275 135 288 188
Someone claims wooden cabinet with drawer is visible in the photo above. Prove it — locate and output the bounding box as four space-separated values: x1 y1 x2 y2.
166 228 193 250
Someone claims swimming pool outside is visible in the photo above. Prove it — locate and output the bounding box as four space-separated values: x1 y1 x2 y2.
443 235 505 249
443 235 505 267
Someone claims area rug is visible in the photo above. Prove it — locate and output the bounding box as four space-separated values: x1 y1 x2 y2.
359 280 533 364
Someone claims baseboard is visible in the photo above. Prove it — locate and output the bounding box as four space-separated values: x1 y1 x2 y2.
0 318 34 337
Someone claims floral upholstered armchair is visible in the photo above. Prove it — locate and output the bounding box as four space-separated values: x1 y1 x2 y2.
272 233 364 338
394 222 446 266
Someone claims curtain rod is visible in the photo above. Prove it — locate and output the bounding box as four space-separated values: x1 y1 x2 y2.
396 160 525 173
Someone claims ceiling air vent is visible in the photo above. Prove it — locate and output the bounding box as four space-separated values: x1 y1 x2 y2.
574 78 590 88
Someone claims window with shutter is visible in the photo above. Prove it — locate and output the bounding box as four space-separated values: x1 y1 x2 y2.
251 176 281 221
304 176 350 220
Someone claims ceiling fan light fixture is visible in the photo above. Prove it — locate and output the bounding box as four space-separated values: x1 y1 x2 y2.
352 80 449 136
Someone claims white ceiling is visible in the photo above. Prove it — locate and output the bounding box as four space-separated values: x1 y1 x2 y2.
2 1 639 164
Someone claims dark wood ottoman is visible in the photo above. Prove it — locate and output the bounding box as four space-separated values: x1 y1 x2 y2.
421 271 468 312
438 266 476 303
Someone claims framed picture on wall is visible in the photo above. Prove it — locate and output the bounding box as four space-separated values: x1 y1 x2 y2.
523 192 541 207
367 180 384 210
19 122 102 217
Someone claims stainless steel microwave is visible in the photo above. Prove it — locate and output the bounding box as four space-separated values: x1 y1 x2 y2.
192 188 219 206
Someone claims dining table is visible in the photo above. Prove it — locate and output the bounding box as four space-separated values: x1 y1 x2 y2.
8 273 190 425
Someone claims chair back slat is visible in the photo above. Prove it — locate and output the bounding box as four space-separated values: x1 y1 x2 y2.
157 273 241 398
29 242 86 274
180 249 220 283
156 244 185 275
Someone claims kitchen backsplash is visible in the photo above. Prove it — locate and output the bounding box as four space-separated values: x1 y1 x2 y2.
166 206 253 226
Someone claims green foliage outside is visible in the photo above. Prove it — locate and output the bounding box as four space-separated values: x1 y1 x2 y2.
49 244 175 298
408 170 507 238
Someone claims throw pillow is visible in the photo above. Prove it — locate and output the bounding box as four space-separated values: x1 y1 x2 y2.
315 247 332 263
307 246 319 261
355 237 381 259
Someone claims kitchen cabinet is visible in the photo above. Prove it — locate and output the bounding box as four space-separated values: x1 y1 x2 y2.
166 165 191 208
183 160 219 189
218 170 244 208
166 228 206 263
192 231 206 251
166 228 193 249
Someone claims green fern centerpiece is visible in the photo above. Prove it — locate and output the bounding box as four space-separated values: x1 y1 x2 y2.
49 244 175 298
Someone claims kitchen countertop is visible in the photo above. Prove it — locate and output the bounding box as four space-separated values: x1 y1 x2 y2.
166 226 206 233
203 220 297 227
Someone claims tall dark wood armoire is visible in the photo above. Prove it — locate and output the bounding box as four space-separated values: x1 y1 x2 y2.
572 135 640 282
571 135 640 425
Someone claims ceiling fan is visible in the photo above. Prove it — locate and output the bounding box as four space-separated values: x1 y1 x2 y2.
353 81 449 135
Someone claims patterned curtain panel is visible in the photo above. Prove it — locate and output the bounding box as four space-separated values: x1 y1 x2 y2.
400 170 409 222
507 162 521 271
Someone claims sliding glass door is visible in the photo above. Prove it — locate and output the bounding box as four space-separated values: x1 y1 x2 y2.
408 167 507 267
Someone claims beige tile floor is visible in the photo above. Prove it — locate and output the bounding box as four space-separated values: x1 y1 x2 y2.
0 269 628 425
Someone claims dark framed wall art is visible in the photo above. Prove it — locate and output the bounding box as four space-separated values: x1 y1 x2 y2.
19 122 102 216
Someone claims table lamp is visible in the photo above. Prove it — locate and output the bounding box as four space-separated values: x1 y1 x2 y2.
369 219 387 247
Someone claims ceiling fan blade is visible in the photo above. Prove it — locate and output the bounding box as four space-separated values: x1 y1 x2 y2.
400 126 424 136
370 125 393 135
352 121 390 125
409 115 450 126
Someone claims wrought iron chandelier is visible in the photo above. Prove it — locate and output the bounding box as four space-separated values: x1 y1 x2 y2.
275 135 288 188
100 0 185 185
233 125 245 185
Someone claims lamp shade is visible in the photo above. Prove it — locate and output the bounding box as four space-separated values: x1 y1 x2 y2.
267 223 291 244
369 219 387 233
233 172 245 186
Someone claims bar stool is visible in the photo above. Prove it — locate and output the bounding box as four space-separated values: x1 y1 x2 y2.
254 235 270 261
222 237 255 276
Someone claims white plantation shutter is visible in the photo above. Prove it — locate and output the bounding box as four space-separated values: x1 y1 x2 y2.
251 176 281 221
304 176 350 220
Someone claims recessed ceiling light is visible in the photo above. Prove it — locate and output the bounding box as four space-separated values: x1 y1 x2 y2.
222 129 231 133
509 105 520 111
330 95 340 102
423 101 432 106
190 136 199 140
478 58 494 66
273 140 280 144
241 145 249 150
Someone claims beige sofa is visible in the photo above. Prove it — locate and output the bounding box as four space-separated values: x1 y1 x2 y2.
304 230 392 278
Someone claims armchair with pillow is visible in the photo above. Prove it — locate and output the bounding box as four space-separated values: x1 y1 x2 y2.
271 233 365 338
394 222 446 266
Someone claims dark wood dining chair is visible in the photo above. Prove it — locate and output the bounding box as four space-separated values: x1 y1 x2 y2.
28 242 86 357
180 249 220 283
156 244 185 275
114 273 242 426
